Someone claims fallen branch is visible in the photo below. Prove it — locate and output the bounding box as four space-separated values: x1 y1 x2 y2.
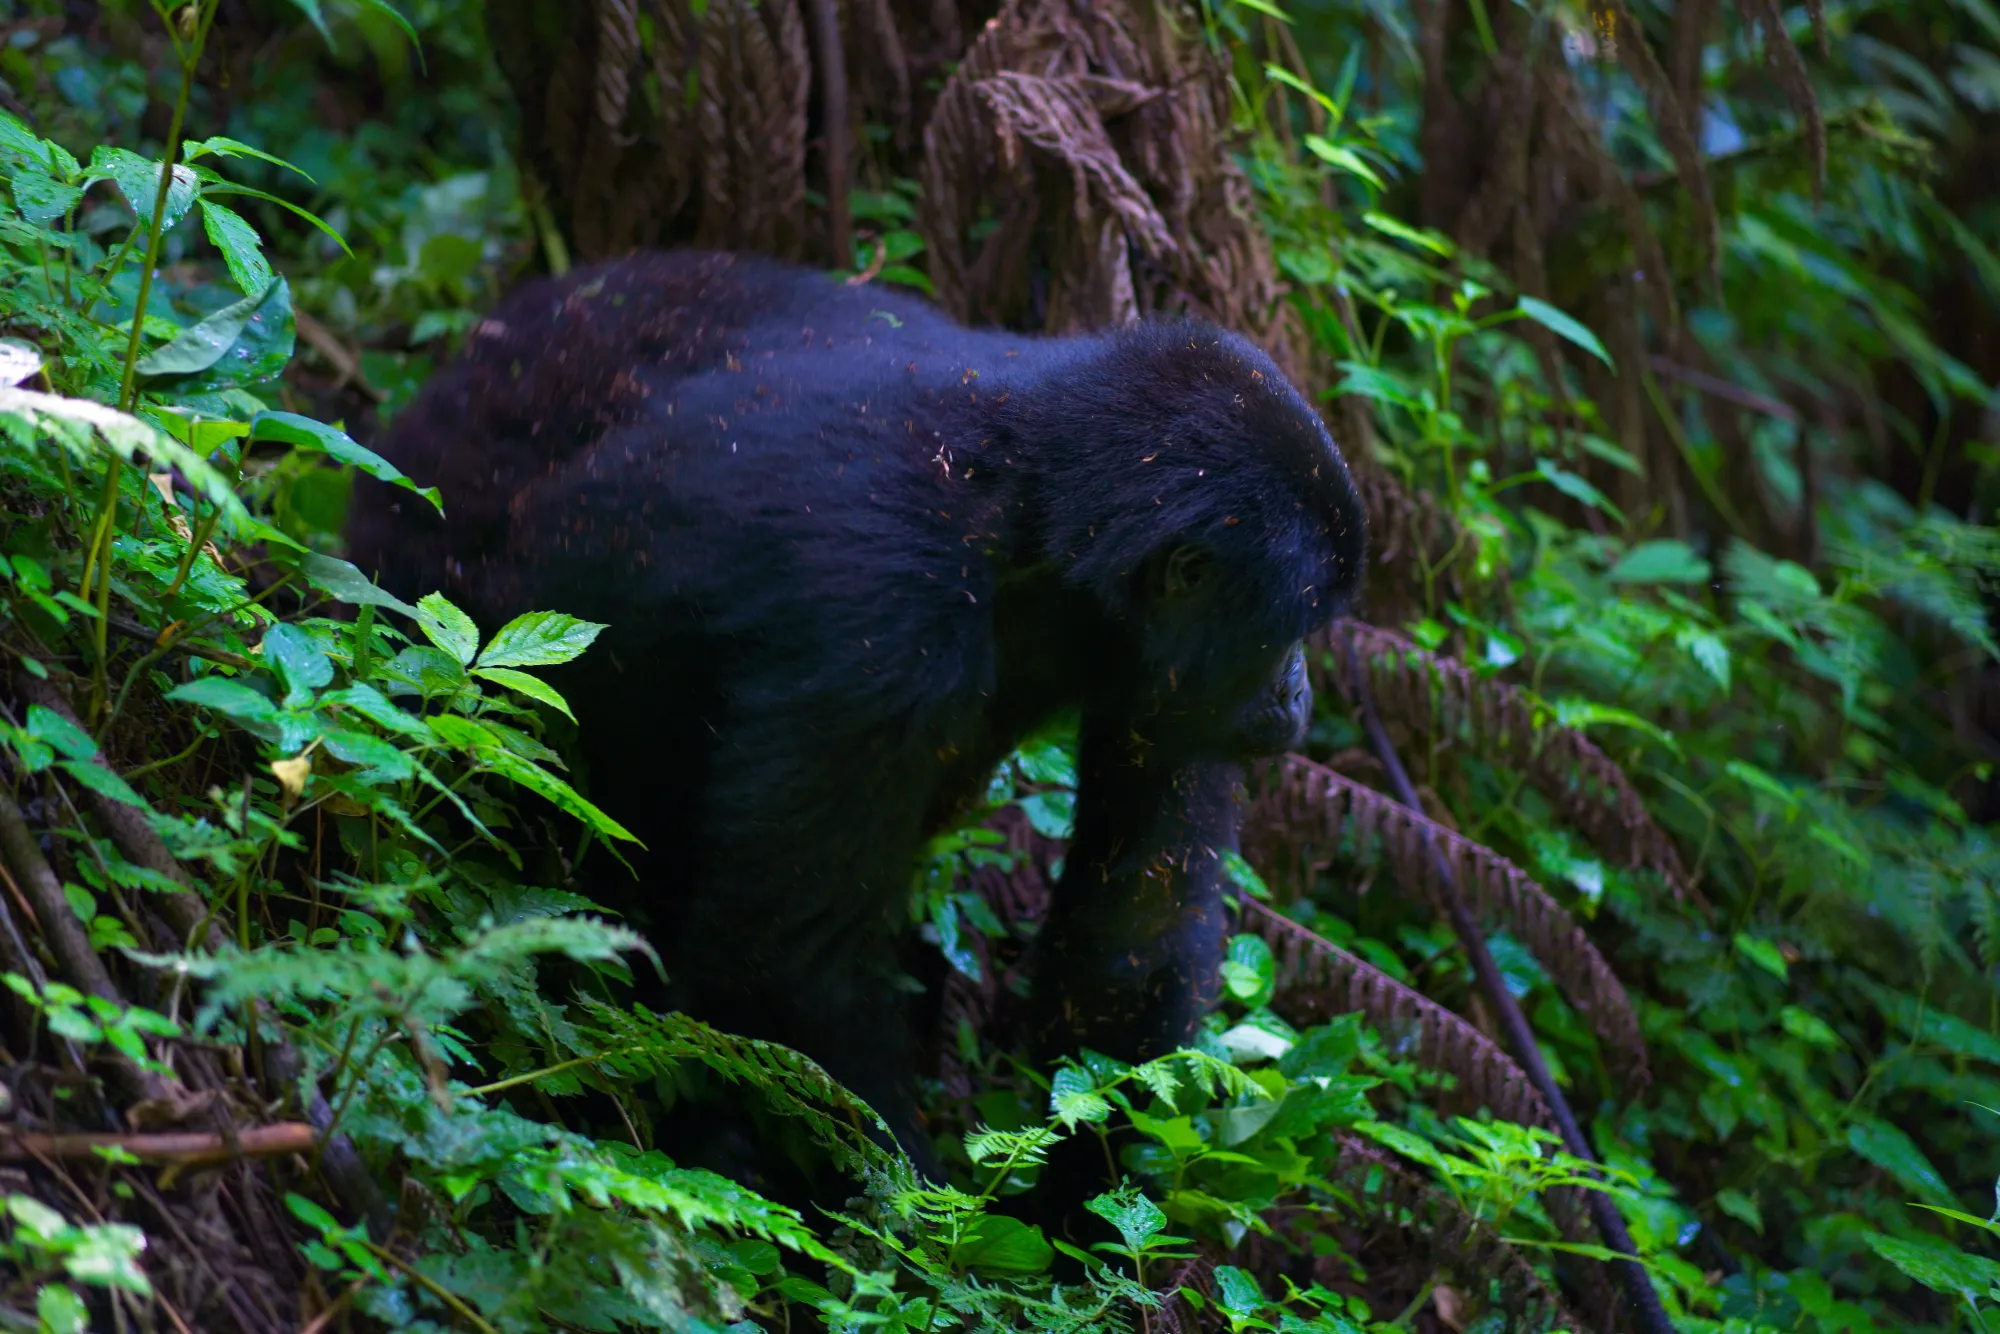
0 1122 316 1166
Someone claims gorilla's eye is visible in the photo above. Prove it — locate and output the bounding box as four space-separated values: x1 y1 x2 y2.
1162 543 1210 597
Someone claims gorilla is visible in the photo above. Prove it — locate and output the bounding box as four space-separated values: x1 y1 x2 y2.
346 250 1364 1172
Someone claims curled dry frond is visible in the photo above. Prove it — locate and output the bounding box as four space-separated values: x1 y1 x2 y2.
1319 620 1691 899
1247 754 1647 1087
917 0 1300 378
1242 900 1555 1133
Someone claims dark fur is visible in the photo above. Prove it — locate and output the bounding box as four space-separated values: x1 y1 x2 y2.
346 250 1364 1167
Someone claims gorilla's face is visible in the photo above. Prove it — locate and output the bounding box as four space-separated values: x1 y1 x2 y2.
1124 541 1320 759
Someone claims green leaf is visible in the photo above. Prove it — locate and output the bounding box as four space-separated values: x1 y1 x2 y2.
1865 1230 2000 1296
134 282 270 377
472 667 575 720
1211 1265 1266 1318
166 678 280 729
262 623 333 708
1714 1188 1763 1235
184 136 315 182
1050 1066 1112 1127
430 716 640 845
11 165 81 224
1779 1005 1841 1048
26 706 96 761
249 411 443 515
1514 296 1614 367
416 593 479 665
1302 135 1383 188
136 278 295 389
1609 539 1712 584
1085 1188 1167 1253
476 611 608 669
199 201 273 298
950 1214 1055 1276
0 111 48 163
1360 210 1453 256
297 552 419 618
1221 933 1276 1006
320 729 414 782
89 147 198 232
1733 932 1789 981
1848 1118 1954 1205
37 1285 87 1334
1534 459 1626 523
57 760 150 811
1550 697 1675 749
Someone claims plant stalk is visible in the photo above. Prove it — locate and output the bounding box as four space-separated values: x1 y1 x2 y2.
1341 625 1676 1334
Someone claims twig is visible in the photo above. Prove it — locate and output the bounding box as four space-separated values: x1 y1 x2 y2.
808 0 852 267
362 1240 502 1334
0 1122 316 1164
297 1277 369 1334
104 612 253 668
845 235 890 286
1342 626 1676 1334
294 307 384 403
1645 356 1798 424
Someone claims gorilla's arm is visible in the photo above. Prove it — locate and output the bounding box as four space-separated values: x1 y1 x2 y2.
1031 724 1240 1067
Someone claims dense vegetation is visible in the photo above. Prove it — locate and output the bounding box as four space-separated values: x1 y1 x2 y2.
0 0 1994 1331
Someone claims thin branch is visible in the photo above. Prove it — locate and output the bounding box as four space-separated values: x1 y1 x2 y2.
0 1122 316 1165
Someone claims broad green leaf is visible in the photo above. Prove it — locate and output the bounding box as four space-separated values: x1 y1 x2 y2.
249 411 443 515
200 201 273 297
1865 1230 2000 1297
416 593 479 665
1211 1265 1266 1318
949 1214 1054 1276
1221 933 1276 1006
1848 1118 1954 1205
262 623 333 708
1551 697 1675 748
26 705 96 761
476 611 608 669
89 147 198 232
11 165 81 223
1084 1188 1167 1253
1050 1066 1111 1127
0 111 47 163
134 283 270 377
37 1286 87 1334
1715 1188 1763 1235
167 678 281 729
472 667 576 721
320 729 414 782
1732 932 1789 981
1609 539 1712 584
1674 625 1731 689
1514 296 1614 367
297 551 419 618
58 759 150 810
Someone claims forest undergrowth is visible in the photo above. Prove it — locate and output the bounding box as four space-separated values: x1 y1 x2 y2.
0 0 1995 1332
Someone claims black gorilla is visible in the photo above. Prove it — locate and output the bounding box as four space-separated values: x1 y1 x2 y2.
346 250 1364 1167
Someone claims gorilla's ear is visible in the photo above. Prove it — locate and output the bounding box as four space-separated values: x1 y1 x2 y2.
1159 543 1211 599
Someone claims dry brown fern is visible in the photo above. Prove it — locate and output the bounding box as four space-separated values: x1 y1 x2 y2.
1318 620 1692 901
916 0 1300 379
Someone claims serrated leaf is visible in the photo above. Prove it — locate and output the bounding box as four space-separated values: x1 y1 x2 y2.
200 200 273 297
1084 1188 1167 1253
1848 1118 1954 1205
0 111 47 163
89 147 198 232
472 667 575 720
297 551 419 617
1515 295 1614 367
416 592 479 665
476 611 608 669
250 411 443 515
1050 1066 1111 1127
1866 1230 2000 1298
11 165 80 224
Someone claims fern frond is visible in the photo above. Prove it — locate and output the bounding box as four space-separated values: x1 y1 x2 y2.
1319 620 1691 899
1247 754 1648 1086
